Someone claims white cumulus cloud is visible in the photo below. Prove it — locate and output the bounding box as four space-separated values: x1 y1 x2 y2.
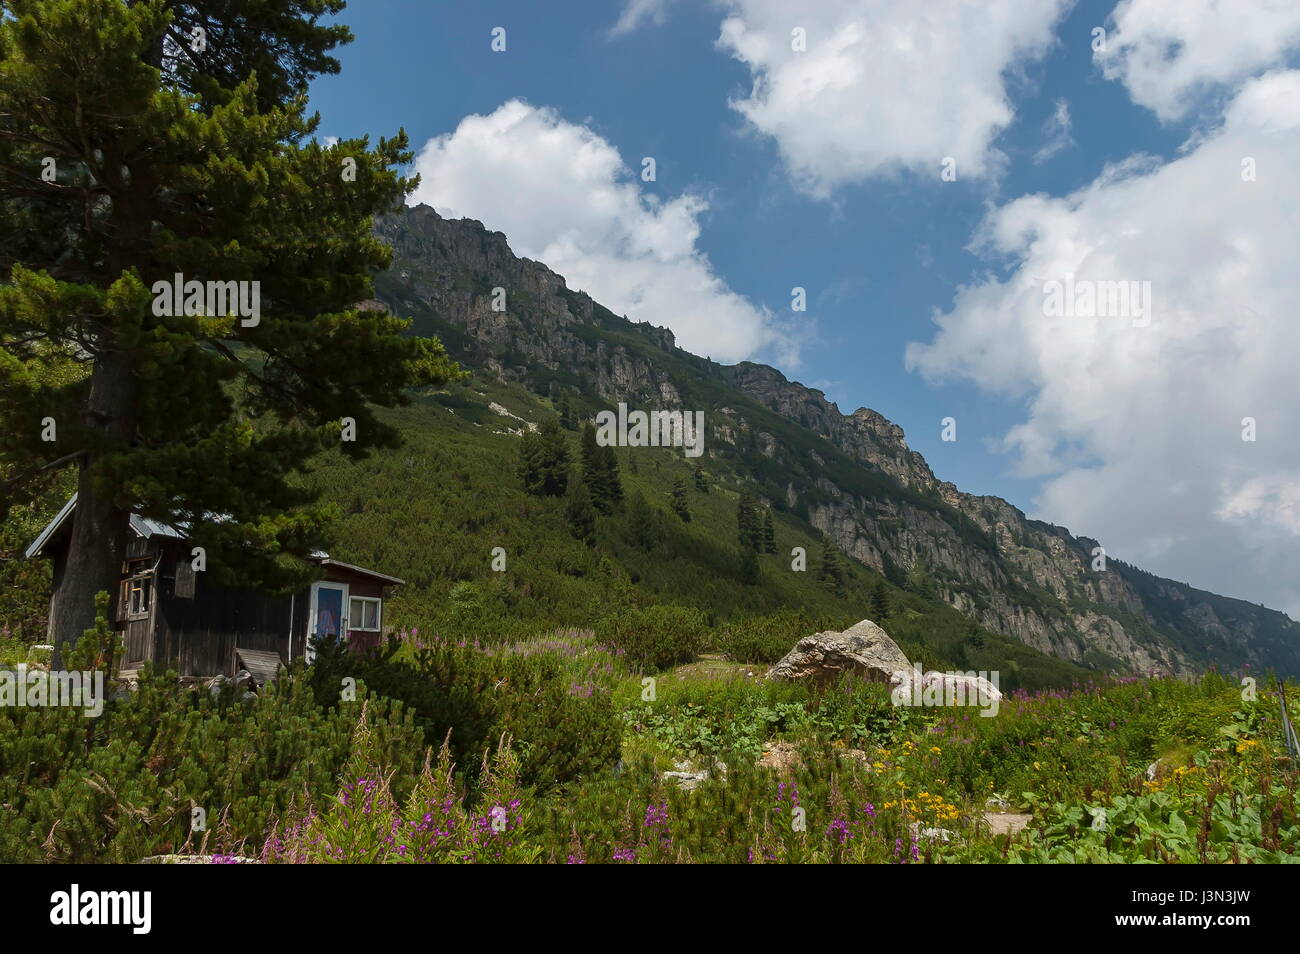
1097 0 1300 121
408 100 789 365
715 0 1072 196
906 70 1300 617
609 0 676 37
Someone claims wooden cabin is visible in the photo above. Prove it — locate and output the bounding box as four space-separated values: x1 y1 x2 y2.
26 495 404 681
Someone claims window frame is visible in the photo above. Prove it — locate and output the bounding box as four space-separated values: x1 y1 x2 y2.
122 560 154 620
348 595 382 633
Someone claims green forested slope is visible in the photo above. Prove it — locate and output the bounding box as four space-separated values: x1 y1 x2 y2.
298 370 1088 690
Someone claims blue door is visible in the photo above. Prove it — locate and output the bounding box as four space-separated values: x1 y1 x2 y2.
308 583 346 661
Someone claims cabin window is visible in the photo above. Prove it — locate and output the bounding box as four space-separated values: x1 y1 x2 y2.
349 596 381 632
122 561 154 619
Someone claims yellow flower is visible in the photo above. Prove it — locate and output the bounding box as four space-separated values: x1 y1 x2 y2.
929 746 941 755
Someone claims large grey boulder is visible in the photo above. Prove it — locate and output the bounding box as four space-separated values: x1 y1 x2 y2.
766 619 911 684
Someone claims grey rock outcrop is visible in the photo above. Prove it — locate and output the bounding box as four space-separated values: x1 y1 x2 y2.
767 619 910 684
371 204 1300 679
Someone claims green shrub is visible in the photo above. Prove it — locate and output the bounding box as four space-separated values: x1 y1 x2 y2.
597 604 707 671
714 609 838 663
0 667 424 863
306 632 621 792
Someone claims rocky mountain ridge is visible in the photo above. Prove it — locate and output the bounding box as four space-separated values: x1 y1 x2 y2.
370 203 1300 677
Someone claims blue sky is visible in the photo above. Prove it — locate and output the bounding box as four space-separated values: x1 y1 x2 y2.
307 1 1300 616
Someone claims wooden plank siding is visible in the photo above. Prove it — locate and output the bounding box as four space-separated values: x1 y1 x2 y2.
28 504 400 680
157 577 294 678
150 552 391 676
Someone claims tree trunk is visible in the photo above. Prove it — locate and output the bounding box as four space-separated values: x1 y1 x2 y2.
48 351 136 667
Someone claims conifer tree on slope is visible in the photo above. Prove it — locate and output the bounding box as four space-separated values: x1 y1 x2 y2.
670 475 690 522
0 0 461 655
598 443 623 508
518 418 569 497
580 422 609 512
870 579 891 621
819 540 846 596
564 471 596 547
737 490 760 552
579 421 623 513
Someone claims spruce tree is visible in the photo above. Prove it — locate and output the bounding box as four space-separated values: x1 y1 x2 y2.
0 0 461 653
739 548 760 585
670 475 691 522
737 490 762 553
579 422 607 511
598 443 623 508
762 509 776 553
556 394 575 430
517 418 569 497
626 491 660 551
564 472 596 547
819 541 846 596
870 580 891 620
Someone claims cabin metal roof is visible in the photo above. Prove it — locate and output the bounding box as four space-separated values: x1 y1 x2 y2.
24 494 404 586
24 493 186 559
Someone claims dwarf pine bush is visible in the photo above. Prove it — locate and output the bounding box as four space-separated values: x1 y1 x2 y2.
306 631 622 792
0 668 423 863
597 604 707 671
714 609 852 664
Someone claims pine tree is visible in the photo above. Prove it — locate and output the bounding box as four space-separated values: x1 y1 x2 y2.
870 580 891 620
517 418 569 497
579 423 607 511
762 509 776 553
819 541 846 596
564 472 597 547
626 491 660 551
0 0 461 654
671 476 691 522
598 444 623 508
693 462 709 493
737 490 762 553
556 394 576 430
580 423 622 512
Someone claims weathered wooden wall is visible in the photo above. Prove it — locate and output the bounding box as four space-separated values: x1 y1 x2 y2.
44 534 395 678
152 541 294 677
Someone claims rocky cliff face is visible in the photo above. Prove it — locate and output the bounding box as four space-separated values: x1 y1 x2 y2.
373 204 1300 677
722 361 1176 670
